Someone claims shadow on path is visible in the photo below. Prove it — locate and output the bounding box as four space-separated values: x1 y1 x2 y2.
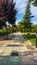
0 34 25 44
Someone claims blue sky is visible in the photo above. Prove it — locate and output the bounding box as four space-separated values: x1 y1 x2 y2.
14 0 37 25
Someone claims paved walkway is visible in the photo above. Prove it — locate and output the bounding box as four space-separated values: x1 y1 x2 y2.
0 32 37 65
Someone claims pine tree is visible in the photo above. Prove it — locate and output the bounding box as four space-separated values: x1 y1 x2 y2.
23 0 33 32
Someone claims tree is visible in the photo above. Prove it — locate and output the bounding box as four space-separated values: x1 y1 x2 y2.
32 25 37 32
18 20 26 32
22 0 33 32
31 0 37 6
0 10 6 29
3 0 17 26
18 0 33 32
0 0 6 29
29 0 37 6
33 0 37 6
2 0 17 39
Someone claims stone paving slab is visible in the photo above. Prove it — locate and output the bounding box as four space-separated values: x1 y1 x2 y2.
0 32 37 65
8 56 20 65
0 47 6 55
1 47 13 56
21 55 37 65
0 56 9 65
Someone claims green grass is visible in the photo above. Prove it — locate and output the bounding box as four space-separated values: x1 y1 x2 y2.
0 29 6 33
0 29 6 37
29 38 36 45
24 34 36 45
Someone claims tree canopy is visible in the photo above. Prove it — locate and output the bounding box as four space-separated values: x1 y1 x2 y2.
22 0 33 32
29 0 37 6
3 0 17 26
0 0 6 29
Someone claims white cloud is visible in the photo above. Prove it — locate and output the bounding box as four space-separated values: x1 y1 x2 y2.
14 0 28 14
10 0 37 16
31 5 37 16
33 21 37 24
16 20 21 25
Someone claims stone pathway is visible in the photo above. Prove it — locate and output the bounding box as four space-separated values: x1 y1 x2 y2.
0 32 37 65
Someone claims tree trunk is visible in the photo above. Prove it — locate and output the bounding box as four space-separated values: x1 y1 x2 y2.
6 26 8 40
36 33 37 48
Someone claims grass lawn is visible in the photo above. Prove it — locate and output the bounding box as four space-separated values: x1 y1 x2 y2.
0 29 6 37
0 29 6 33
24 34 36 45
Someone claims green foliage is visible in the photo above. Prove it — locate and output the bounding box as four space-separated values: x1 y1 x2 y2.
29 0 37 6
32 0 37 6
24 34 36 45
13 26 18 32
18 21 25 32
3 0 17 26
0 0 17 39
0 29 6 37
0 29 6 33
6 25 12 33
11 26 15 33
18 0 33 32
23 0 33 32
32 25 37 32
0 21 6 29
0 8 6 29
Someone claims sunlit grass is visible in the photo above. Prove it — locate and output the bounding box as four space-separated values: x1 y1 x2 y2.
0 29 6 33
24 34 36 45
